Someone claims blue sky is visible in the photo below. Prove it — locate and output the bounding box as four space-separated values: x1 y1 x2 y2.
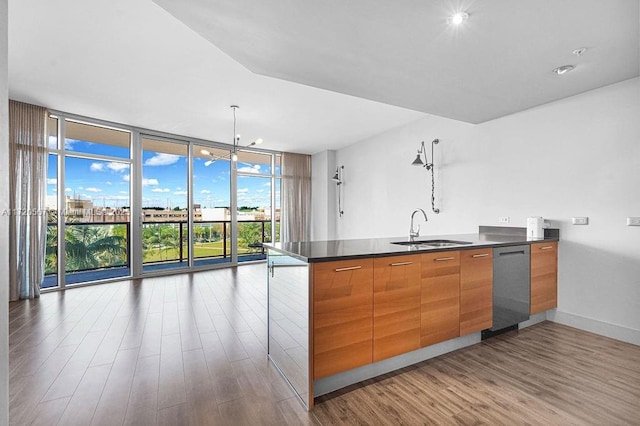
47 138 279 209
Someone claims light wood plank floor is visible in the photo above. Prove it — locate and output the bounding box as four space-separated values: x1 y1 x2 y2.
9 264 640 425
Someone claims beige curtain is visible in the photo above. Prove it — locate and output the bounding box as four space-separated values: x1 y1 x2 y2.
9 101 48 300
281 152 311 242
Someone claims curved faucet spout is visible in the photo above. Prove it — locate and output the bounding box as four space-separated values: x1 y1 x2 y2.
410 208 428 241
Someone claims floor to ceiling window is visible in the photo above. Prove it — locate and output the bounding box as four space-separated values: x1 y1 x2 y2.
236 150 281 262
44 111 281 289
141 136 189 273
193 145 232 266
44 118 59 288
44 116 132 288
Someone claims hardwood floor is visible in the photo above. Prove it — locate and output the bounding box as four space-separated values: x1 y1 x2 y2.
314 322 640 425
9 266 315 426
8 264 640 425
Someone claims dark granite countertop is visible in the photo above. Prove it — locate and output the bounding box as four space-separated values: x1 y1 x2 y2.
264 226 559 263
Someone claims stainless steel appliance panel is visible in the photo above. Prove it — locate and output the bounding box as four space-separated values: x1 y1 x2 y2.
491 245 530 331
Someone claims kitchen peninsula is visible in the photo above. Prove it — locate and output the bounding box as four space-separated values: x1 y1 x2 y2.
264 226 559 410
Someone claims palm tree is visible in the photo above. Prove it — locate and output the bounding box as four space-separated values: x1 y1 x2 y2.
45 225 58 275
62 224 127 272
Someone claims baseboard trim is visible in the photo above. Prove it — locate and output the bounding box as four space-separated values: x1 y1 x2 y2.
314 333 481 397
547 310 640 346
519 312 547 329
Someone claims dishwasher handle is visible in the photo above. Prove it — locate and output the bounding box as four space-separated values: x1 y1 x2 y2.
498 250 526 256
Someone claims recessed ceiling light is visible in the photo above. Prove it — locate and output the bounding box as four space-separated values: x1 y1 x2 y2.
448 11 469 25
552 65 575 75
572 47 587 56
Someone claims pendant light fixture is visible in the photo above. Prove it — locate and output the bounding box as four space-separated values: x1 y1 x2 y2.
230 105 240 162
201 105 263 166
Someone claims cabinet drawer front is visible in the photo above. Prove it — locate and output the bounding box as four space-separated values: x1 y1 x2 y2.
420 251 460 275
314 259 373 302
313 259 374 379
374 255 421 293
460 249 492 290
373 255 421 362
531 242 557 255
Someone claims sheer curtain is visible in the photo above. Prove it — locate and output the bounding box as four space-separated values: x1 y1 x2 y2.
9 101 48 300
281 152 311 242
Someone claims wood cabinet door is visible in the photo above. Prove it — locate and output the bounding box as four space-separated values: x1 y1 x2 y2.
373 255 421 362
312 258 374 379
530 242 558 314
420 251 460 347
459 248 493 335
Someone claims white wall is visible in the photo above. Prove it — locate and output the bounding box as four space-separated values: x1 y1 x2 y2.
311 149 337 241
0 0 10 422
313 78 640 343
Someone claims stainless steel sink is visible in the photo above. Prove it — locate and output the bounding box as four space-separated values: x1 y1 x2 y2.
392 239 472 247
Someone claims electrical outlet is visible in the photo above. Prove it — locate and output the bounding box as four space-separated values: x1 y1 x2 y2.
572 217 589 225
627 217 640 226
498 216 510 224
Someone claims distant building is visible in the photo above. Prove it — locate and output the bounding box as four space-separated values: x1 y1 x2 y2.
201 207 230 222
47 198 278 224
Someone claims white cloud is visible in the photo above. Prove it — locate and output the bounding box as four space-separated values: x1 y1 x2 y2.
85 187 102 193
90 163 104 172
119 191 128 194
144 153 180 166
173 190 187 195
47 178 57 185
122 175 157 186
237 188 249 193
151 188 171 193
256 189 264 193
237 165 261 174
65 188 72 192
106 181 112 185
64 139 77 150
263 182 271 186
107 162 129 172
200 189 211 194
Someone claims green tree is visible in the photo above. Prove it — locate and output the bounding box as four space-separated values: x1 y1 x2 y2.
45 225 58 275
63 224 127 272
238 222 262 249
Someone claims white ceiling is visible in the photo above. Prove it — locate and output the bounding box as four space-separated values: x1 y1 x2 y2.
153 0 640 124
8 0 640 154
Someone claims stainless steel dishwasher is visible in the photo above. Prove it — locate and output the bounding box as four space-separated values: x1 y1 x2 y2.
482 244 530 338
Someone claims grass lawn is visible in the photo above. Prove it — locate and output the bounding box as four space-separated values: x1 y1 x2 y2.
143 240 254 263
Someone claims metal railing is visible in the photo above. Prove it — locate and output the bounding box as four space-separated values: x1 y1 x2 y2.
45 219 279 276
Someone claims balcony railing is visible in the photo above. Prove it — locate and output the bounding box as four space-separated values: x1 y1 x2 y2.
44 219 278 287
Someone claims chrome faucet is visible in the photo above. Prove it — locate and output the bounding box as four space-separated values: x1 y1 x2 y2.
409 208 428 241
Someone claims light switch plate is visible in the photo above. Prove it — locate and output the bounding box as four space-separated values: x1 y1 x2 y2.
572 217 589 225
627 217 640 226
498 216 510 223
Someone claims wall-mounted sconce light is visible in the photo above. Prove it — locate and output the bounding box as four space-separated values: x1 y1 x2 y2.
332 165 344 217
412 139 440 214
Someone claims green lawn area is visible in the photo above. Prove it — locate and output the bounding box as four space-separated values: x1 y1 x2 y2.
142 240 256 263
